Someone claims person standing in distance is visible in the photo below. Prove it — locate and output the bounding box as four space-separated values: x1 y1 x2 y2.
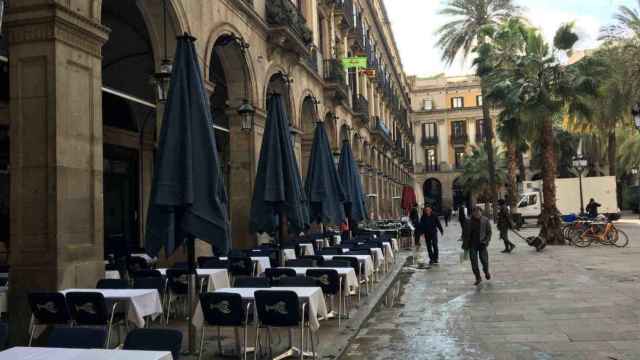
409 205 421 250
420 205 444 265
462 206 492 285
497 199 516 253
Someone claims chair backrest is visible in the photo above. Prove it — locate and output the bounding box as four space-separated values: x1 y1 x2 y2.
318 247 343 255
285 259 316 267
197 256 216 268
233 276 270 288
123 328 183 360
65 292 110 326
254 290 301 327
227 249 246 258
348 250 372 256
199 259 229 269
199 292 244 327
265 268 296 283
228 257 254 276
300 256 324 266
306 269 340 295
165 269 190 295
133 277 165 295
28 292 71 325
273 275 319 287
322 260 351 268
333 256 360 275
96 279 129 289
47 326 107 349
173 262 189 269
126 256 149 274
131 269 162 278
0 322 7 350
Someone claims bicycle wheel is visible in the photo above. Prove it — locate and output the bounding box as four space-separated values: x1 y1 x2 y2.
613 228 629 248
573 231 593 248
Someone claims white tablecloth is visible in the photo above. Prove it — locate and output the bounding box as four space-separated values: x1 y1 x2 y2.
321 255 374 279
61 289 162 328
390 238 399 252
0 287 6 314
105 270 120 280
193 287 328 331
130 253 157 264
0 347 173 360
382 242 394 262
283 249 297 261
285 267 359 290
157 268 230 291
298 243 314 256
219 257 271 274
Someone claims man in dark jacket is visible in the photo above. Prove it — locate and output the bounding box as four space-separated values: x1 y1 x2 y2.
585 198 601 219
409 205 421 248
497 199 515 253
463 206 492 285
420 206 444 265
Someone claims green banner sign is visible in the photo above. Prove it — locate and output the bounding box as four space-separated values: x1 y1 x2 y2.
341 57 368 69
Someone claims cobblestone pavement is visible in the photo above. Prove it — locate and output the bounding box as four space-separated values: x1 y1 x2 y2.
342 219 640 360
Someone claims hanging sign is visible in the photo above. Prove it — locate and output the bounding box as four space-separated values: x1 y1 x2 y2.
360 68 377 77
341 57 368 69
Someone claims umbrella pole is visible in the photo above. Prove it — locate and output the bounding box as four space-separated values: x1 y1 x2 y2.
187 235 196 354
279 211 288 267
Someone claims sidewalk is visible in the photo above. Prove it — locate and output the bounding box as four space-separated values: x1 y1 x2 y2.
342 220 640 360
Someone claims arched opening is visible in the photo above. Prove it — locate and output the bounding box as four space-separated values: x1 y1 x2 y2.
339 124 350 145
324 112 338 152
266 73 292 120
300 96 318 180
423 178 443 213
210 34 255 248
452 177 469 210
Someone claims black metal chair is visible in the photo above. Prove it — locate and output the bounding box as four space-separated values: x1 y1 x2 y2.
0 322 7 350
198 259 229 269
334 256 367 299
317 247 344 255
265 268 296 285
65 291 124 347
123 328 183 360
27 292 72 346
273 276 319 287
199 292 251 360
96 279 129 289
131 269 162 278
132 276 166 323
322 260 351 268
285 259 316 267
227 249 246 258
173 262 189 269
47 326 108 349
126 256 149 275
307 269 345 327
254 290 314 360
299 256 324 266
228 257 256 279
233 277 270 288
165 269 191 324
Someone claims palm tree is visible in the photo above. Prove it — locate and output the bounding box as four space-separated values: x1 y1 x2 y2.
436 0 521 220
458 145 506 205
485 24 603 244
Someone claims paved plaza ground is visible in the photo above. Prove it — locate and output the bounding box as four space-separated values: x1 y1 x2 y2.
342 218 640 360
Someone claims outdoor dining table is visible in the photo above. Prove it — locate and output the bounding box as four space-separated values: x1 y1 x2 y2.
60 288 163 328
105 270 121 279
283 267 359 290
321 254 374 280
298 243 315 256
156 268 230 291
219 256 271 274
0 347 173 360
283 248 297 261
192 286 328 331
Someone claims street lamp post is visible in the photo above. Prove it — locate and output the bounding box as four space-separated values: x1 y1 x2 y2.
572 155 588 215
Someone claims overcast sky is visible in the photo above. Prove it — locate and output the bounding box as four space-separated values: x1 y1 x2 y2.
384 0 636 77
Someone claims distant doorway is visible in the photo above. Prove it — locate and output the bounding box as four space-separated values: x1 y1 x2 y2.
423 178 442 213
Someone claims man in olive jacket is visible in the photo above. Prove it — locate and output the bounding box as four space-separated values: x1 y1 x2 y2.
462 206 492 285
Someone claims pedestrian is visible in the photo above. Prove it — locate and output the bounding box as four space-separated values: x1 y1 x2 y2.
585 198 601 219
458 205 467 227
444 207 452 227
409 205 421 249
462 206 492 286
497 199 516 253
419 205 444 265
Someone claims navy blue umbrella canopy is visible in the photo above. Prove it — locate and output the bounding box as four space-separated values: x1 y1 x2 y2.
144 35 231 257
304 123 346 225
249 94 309 237
338 140 368 222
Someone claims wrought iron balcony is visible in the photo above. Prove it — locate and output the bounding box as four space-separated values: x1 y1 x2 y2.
338 0 355 31
450 133 468 146
266 0 313 55
304 47 320 75
421 136 439 147
372 117 393 145
353 94 369 123
323 59 349 103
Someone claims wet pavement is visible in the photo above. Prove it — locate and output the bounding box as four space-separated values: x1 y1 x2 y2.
342 219 640 360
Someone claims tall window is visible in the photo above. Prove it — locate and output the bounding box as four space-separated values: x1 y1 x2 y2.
451 121 465 137
424 123 437 138
475 119 484 141
318 13 325 57
454 148 465 169
425 148 438 172
423 98 433 111
451 96 464 109
476 95 483 107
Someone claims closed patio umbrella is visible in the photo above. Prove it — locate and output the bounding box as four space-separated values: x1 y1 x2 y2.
144 35 230 352
338 140 368 230
249 94 309 243
304 122 346 226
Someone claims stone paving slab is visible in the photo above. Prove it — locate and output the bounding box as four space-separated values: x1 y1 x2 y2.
341 220 640 360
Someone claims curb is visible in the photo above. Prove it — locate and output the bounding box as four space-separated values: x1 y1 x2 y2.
317 252 411 359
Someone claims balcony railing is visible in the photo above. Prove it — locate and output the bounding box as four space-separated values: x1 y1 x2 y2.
450 133 468 146
353 94 369 118
373 118 392 145
304 48 320 74
340 0 355 30
266 0 313 49
421 136 439 147
323 59 349 103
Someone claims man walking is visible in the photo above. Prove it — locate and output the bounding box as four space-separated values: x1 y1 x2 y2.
497 199 515 253
420 206 444 265
463 207 492 286
410 205 421 249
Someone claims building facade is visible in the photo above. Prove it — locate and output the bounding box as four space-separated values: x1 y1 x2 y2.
409 74 500 212
0 0 414 337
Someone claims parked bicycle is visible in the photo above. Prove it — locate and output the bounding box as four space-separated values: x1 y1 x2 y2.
571 219 629 248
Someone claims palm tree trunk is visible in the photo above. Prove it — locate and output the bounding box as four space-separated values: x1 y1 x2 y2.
518 150 526 181
539 116 563 244
506 142 518 213
608 130 616 176
480 83 499 221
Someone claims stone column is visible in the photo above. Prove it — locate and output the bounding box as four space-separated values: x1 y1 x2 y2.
7 2 109 343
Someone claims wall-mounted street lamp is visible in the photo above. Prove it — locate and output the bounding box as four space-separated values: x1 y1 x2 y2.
238 99 255 133
152 0 173 103
572 154 588 214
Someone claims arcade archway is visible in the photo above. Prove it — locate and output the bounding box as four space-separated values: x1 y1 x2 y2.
423 178 443 213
